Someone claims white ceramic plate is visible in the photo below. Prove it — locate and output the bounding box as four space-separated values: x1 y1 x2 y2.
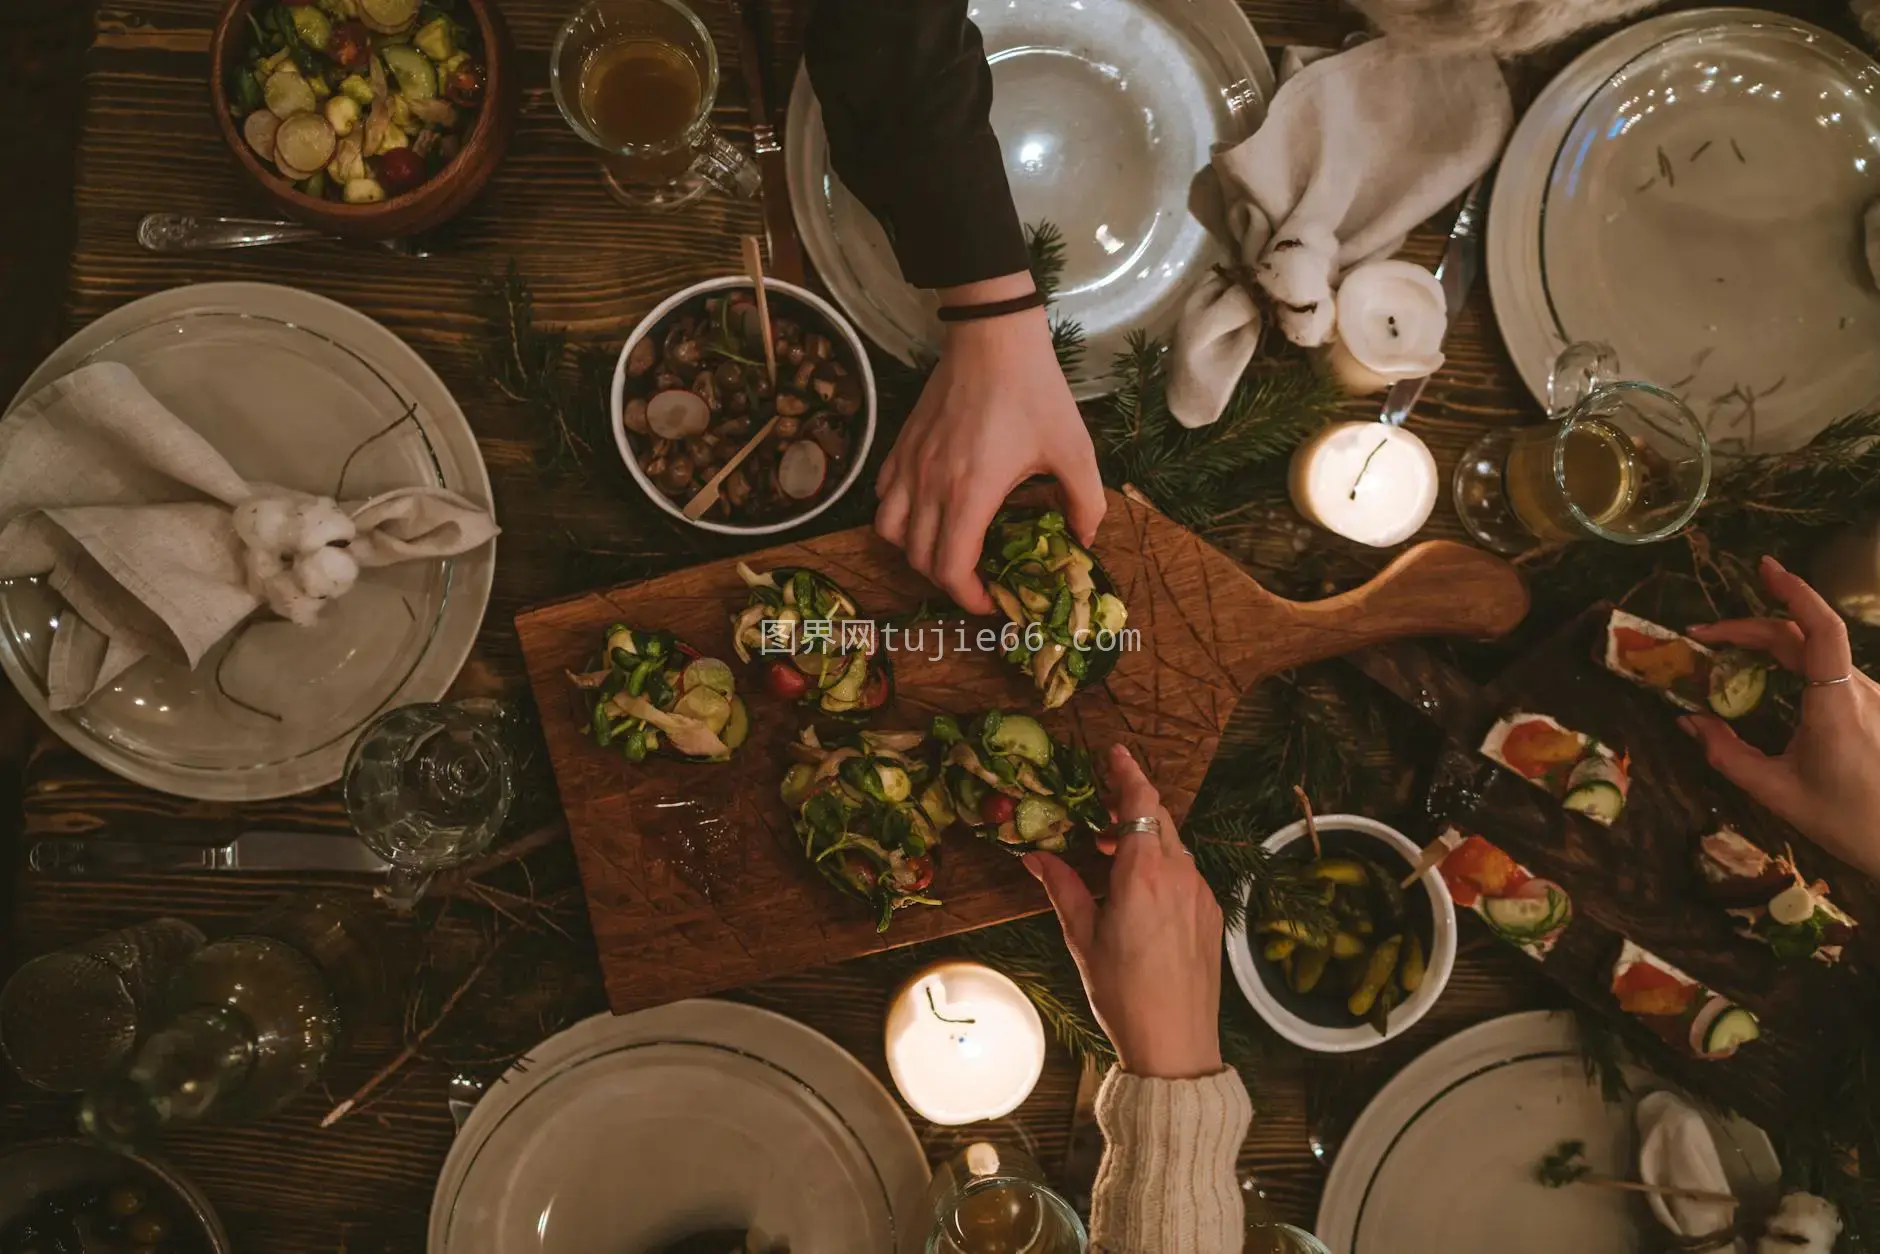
428 999 929 1254
1491 8 1880 453
0 283 494 800
1315 1010 1783 1254
785 0 1273 397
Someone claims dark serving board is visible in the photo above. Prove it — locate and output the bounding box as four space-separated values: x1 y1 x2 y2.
516 489 1530 1013
1352 607 1878 1132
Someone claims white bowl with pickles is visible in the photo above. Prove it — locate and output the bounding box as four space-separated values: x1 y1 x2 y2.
1226 816 1457 1054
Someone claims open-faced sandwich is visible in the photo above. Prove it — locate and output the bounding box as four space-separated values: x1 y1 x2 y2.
1696 828 1858 964
1610 939 1761 1060
979 510 1128 710
1481 712 1630 826
929 711 1106 854
781 726 952 932
730 563 893 720
1602 609 1769 719
567 625 749 763
1433 827 1573 959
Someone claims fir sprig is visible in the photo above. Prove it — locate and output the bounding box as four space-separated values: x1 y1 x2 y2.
472 263 614 478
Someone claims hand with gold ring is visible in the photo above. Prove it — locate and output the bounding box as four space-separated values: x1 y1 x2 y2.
1024 744 1225 1080
1682 555 1880 879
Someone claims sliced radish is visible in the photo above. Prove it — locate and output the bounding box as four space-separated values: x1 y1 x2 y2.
646 389 710 440
243 109 281 162
275 111 338 175
778 440 827 500
358 0 420 34
264 68 317 120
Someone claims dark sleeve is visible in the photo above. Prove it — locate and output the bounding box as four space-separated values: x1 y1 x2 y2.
803 0 1030 291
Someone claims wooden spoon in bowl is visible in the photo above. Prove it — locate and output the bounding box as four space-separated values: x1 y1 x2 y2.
683 236 781 521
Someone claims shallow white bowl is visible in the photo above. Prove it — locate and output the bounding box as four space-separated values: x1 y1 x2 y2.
610 276 879 537
1225 814 1457 1054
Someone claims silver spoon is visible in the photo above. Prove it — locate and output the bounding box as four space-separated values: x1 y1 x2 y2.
137 213 431 257
446 1071 485 1134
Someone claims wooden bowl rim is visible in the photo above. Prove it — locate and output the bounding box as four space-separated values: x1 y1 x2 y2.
208 0 508 221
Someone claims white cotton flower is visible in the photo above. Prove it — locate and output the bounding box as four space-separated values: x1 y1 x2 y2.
233 495 300 554
1255 223 1339 347
242 546 287 601
292 545 359 600
1758 1191 1842 1254
283 497 356 553
261 571 325 627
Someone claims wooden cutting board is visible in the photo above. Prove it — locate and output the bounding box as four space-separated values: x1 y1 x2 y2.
517 489 1529 1013
1352 610 1876 1134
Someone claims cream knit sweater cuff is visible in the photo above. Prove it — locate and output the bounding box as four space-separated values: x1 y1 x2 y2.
1088 1066 1253 1254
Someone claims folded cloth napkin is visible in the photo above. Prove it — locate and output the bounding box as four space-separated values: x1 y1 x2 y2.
1636 1091 1743 1253
1167 38 1512 427
0 362 498 710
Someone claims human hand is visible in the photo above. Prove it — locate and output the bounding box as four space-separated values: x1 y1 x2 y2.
1023 745 1225 1079
874 274 1105 615
1681 555 1880 880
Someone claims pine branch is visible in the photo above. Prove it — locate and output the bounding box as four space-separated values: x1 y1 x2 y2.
472 264 614 479
1026 220 1069 300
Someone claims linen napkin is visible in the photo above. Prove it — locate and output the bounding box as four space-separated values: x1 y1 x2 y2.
1167 38 1512 427
1636 1091 1743 1252
0 362 498 710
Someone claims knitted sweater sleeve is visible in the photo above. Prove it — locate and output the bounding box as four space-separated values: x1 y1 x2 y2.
1088 1066 1253 1254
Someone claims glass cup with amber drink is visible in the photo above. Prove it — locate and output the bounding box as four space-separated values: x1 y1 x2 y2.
551 0 761 208
1453 342 1712 554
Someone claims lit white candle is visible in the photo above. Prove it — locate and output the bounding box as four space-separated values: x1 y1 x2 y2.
1813 518 1880 626
884 961 1046 1126
1289 421 1439 548
1322 260 1448 396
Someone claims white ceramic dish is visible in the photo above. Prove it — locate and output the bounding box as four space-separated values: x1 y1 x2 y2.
610 276 878 537
1490 7 1880 453
1315 1009 1784 1254
0 283 494 800
1225 815 1457 1054
428 999 929 1254
785 0 1273 397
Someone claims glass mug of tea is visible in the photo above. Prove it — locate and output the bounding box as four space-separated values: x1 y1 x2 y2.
1452 341 1712 554
908 1142 1086 1254
551 0 762 208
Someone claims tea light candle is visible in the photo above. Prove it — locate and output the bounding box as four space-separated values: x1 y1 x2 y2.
1289 421 1439 547
884 961 1046 1126
1322 260 1448 395
1813 518 1880 626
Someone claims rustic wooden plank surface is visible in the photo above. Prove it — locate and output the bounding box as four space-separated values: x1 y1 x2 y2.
0 0 1858 1250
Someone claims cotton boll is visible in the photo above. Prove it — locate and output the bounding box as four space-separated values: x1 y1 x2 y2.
1758 1191 1842 1254
261 571 325 627
242 547 287 600
292 545 359 600
233 495 301 554
1255 224 1339 348
1273 296 1338 347
283 497 357 553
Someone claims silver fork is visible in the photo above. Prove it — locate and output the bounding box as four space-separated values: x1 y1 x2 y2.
137 213 432 257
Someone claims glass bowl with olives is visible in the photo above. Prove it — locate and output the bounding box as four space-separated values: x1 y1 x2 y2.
0 1140 228 1254
610 277 879 536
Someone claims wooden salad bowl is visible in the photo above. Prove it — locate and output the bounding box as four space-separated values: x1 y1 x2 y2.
208 0 518 239
517 488 1532 1012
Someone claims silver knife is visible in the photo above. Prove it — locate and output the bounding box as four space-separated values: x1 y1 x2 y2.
1379 171 1495 427
28 831 388 877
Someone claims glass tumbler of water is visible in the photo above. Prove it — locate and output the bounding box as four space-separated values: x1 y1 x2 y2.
343 699 516 909
911 1143 1086 1254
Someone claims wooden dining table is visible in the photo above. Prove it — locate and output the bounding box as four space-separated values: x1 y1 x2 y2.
0 0 1855 1248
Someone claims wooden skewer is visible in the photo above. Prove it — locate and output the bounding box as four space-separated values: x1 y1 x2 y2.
1293 785 1321 860
681 236 780 521
1574 1173 1739 1208
1401 830 1463 890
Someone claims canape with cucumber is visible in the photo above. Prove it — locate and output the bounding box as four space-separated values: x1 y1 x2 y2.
1696 828 1858 965
1480 711 1630 826
730 563 893 720
1601 609 1769 719
780 727 951 931
1610 939 1760 1060
928 711 1105 853
979 510 1128 710
566 625 749 763
1433 828 1572 960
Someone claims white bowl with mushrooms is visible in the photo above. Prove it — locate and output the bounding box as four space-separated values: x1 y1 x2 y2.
610 276 878 536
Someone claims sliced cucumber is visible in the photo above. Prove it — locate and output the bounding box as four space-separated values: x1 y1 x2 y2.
985 714 1052 767
1700 1005 1761 1058
720 696 750 751
1563 779 1625 824
380 44 437 99
1708 652 1768 720
672 686 731 734
1483 891 1559 938
1092 592 1128 635
682 657 735 696
825 652 868 705
780 762 817 809
1014 796 1068 843
874 762 912 803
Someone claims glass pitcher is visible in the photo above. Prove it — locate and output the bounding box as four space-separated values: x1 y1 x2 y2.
551 0 762 209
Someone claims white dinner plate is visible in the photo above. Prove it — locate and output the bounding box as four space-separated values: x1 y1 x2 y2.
1315 1010 1783 1254
428 999 929 1254
785 0 1273 397
1489 8 1880 452
0 283 494 800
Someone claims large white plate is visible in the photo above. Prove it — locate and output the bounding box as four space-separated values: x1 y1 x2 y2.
0 283 495 800
1315 1010 1783 1254
786 0 1273 397
428 1000 929 1254
1490 7 1880 452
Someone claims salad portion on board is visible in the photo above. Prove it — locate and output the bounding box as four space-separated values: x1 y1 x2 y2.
929 711 1105 854
979 510 1129 710
566 626 749 763
1433 827 1573 959
1610 939 1761 1061
229 0 486 203
1481 711 1631 826
1601 609 1769 718
1696 828 1859 965
730 564 892 720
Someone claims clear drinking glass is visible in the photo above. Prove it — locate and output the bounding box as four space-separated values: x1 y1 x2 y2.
1452 341 1711 554
910 1143 1087 1254
342 698 516 909
0 917 206 1092
550 0 762 209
